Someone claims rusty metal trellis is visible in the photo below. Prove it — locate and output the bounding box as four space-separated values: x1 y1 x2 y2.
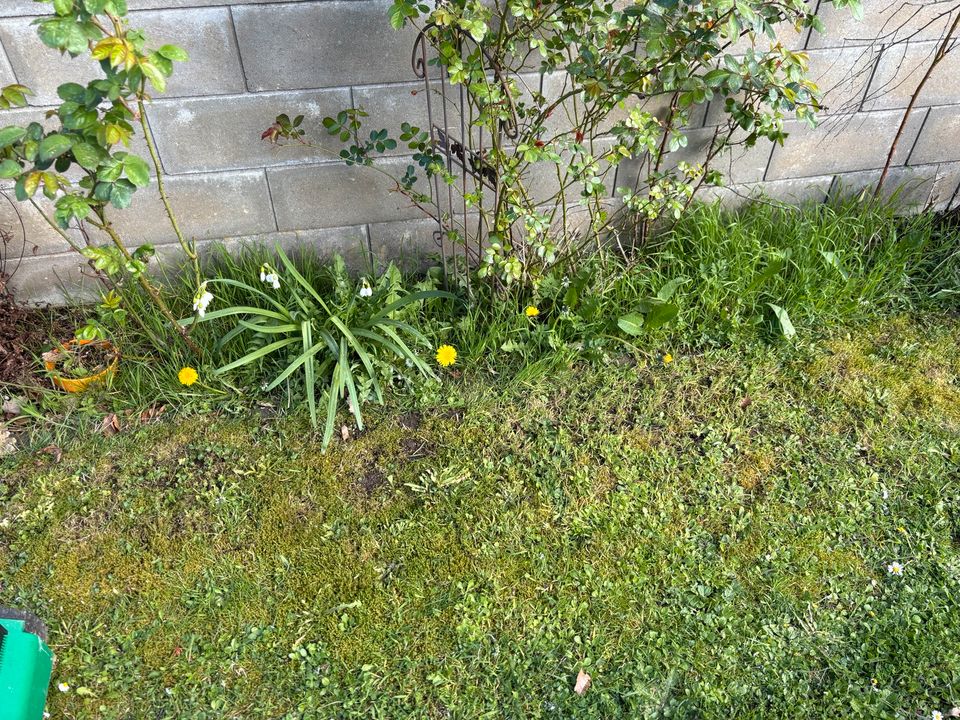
410 26 519 289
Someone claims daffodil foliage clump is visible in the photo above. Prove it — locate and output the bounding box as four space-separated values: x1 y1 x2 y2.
183 248 453 450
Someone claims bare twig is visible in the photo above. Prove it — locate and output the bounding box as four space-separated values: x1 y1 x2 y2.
875 9 960 196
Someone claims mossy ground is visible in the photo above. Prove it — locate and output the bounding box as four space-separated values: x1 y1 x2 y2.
3 313 960 719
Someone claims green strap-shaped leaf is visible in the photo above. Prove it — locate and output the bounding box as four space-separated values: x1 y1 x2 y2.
207 278 291 316
369 290 456 323
302 321 318 431
379 324 434 379
265 337 328 392
237 319 299 334
328 315 382 404
178 305 289 326
214 336 299 374
276 245 330 313
375 317 432 347
321 342 348 451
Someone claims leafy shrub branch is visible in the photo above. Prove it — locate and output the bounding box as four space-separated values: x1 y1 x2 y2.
0 0 201 352
270 0 862 290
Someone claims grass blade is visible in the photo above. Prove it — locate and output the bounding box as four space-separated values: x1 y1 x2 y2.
214 336 299 375
369 290 456 323
179 306 290 326
302 321 317 429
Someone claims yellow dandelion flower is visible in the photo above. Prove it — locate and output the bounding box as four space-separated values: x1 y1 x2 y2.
663 353 673 364
525 305 540 317
178 366 199 386
436 344 457 368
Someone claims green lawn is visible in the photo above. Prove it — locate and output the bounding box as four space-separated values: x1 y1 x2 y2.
3 313 960 719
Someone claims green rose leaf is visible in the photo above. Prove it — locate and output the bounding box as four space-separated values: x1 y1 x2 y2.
55 194 93 228
139 61 167 93
110 179 136 209
1 85 31 108
72 142 103 171
36 18 93 55
97 156 124 183
57 82 87 103
38 134 73 163
93 181 114 203
0 126 27 150
122 154 151 188
0 159 21 179
157 44 189 62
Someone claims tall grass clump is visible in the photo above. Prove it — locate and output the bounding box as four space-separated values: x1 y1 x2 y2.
633 199 955 343
434 199 958 363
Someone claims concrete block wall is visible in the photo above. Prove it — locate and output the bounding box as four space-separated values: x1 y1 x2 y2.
1 0 958 303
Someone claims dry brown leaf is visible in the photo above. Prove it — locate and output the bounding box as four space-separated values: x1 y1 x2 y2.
341 424 351 442
139 405 166 424
39 444 63 463
739 395 753 409
99 413 121 436
574 669 591 695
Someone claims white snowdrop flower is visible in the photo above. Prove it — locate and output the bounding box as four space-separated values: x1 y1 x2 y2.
57 682 70 693
259 265 280 289
192 282 213 317
887 561 904 576
359 279 373 298
193 291 213 317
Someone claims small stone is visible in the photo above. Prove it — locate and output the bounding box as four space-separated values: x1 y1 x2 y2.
0 427 16 456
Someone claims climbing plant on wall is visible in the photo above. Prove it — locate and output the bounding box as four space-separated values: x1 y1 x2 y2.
269 0 862 290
